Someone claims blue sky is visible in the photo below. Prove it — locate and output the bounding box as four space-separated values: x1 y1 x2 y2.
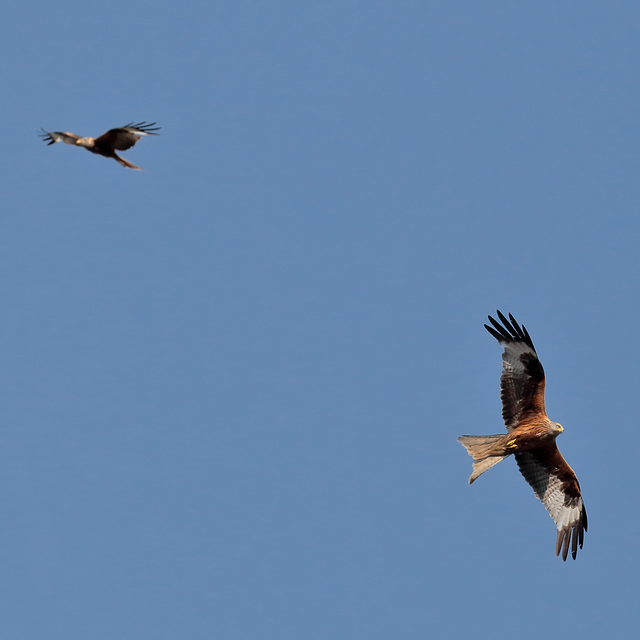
1 1 638 637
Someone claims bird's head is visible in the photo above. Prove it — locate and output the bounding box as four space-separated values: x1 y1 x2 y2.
554 422 564 435
76 137 94 148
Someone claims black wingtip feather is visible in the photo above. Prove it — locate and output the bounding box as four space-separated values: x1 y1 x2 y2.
38 129 56 145
485 310 536 351
484 323 504 343
486 314 511 341
122 121 161 134
555 512 587 561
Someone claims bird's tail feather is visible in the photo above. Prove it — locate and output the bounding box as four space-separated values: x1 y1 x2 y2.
114 154 142 170
457 434 510 484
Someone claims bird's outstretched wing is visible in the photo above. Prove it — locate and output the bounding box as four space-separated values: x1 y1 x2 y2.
38 129 81 146
95 121 161 151
485 311 547 430
515 448 588 560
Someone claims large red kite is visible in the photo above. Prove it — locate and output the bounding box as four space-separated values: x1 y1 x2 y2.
39 122 160 170
458 311 587 560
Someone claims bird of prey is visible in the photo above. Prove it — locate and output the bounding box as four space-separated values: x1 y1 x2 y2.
39 121 160 170
458 311 587 560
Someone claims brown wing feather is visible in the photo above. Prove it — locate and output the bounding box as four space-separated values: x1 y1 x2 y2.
515 447 587 560
95 129 140 152
485 311 547 429
95 121 160 152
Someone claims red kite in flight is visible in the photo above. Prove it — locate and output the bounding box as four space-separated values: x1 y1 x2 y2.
39 122 160 170
458 311 587 560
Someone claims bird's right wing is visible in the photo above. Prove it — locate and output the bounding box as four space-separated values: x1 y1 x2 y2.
485 311 547 430
96 122 160 151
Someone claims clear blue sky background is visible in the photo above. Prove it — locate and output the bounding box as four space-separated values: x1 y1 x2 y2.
1 2 637 638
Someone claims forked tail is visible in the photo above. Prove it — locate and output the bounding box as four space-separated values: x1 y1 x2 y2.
457 434 510 484
114 153 142 170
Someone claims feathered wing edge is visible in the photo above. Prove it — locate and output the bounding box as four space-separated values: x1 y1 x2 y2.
484 310 547 430
484 310 535 350
120 121 161 135
95 122 161 155
38 129 80 146
515 449 587 561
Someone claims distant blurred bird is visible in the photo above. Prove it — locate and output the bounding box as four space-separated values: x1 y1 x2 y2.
458 311 587 561
39 122 160 170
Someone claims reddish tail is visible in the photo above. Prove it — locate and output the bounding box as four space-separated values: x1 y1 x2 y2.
457 434 510 484
114 153 142 170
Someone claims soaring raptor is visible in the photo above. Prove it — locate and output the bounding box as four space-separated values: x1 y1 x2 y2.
39 122 160 170
458 311 587 560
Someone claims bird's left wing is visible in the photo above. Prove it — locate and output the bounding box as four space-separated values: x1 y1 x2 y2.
38 129 81 146
515 447 587 560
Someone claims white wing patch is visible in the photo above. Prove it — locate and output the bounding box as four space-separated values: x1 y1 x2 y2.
500 340 536 375
516 452 581 529
542 475 582 531
515 451 586 559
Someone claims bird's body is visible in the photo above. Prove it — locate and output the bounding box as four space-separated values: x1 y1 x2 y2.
39 122 160 170
458 311 587 561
